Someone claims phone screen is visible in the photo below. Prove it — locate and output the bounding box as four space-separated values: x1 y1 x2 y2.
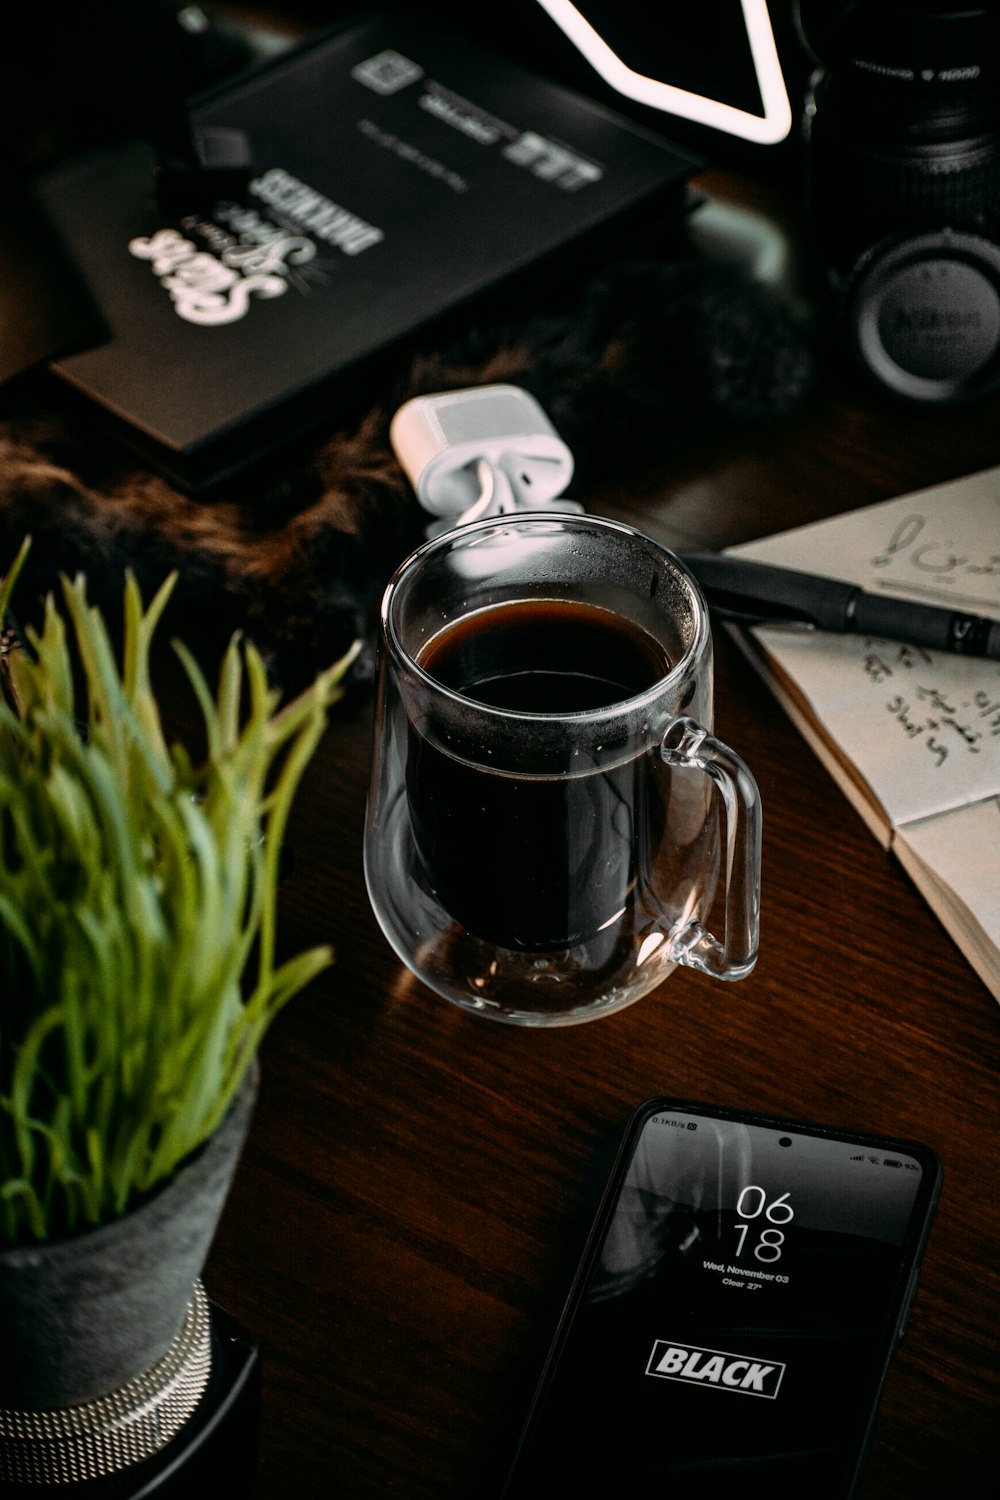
503 1100 941 1500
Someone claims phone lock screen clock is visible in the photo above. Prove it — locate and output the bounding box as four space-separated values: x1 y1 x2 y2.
502 1099 942 1499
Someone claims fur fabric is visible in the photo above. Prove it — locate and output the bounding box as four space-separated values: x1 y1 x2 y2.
0 252 814 690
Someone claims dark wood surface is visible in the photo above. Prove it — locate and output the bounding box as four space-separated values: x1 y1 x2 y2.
190 158 1000 1497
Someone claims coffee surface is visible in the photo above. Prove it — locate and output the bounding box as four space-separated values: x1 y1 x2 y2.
408 599 669 950
417 597 669 713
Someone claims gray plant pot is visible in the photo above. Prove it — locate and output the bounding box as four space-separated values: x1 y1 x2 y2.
0 1066 257 1412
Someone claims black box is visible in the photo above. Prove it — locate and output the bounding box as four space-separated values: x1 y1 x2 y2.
38 9 695 492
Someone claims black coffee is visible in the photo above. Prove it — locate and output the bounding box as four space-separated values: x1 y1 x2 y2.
408 599 670 950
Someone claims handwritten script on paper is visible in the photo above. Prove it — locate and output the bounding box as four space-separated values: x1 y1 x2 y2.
731 467 1000 827
870 510 1000 605
863 643 1000 768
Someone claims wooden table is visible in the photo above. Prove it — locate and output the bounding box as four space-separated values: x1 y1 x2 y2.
192 156 1000 1497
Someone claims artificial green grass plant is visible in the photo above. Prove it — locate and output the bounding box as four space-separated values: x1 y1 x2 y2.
0 540 355 1246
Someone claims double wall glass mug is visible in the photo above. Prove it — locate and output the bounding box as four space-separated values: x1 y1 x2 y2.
364 514 762 1027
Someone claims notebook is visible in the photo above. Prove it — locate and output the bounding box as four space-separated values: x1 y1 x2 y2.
725 466 1000 1003
0 175 106 386
35 10 694 491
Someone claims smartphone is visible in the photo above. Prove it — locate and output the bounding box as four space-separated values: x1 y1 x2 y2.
502 1098 942 1500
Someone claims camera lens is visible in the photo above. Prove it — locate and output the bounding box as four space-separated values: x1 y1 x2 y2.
795 1 1000 400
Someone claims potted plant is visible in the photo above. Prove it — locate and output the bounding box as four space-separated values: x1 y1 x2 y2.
0 538 355 1488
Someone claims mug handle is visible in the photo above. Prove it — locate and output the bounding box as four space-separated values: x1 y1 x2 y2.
660 717 762 981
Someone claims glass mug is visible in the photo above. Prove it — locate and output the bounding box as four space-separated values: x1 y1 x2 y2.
364 514 761 1027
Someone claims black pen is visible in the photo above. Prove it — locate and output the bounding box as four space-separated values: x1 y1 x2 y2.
681 552 1000 662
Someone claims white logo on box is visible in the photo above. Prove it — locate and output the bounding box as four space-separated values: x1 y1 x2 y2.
128 229 288 326
352 50 424 96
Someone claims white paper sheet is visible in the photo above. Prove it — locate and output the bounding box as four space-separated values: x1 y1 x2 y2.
731 469 1000 829
726 467 1000 999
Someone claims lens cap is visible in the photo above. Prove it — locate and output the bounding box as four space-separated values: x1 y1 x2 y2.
847 231 1000 401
